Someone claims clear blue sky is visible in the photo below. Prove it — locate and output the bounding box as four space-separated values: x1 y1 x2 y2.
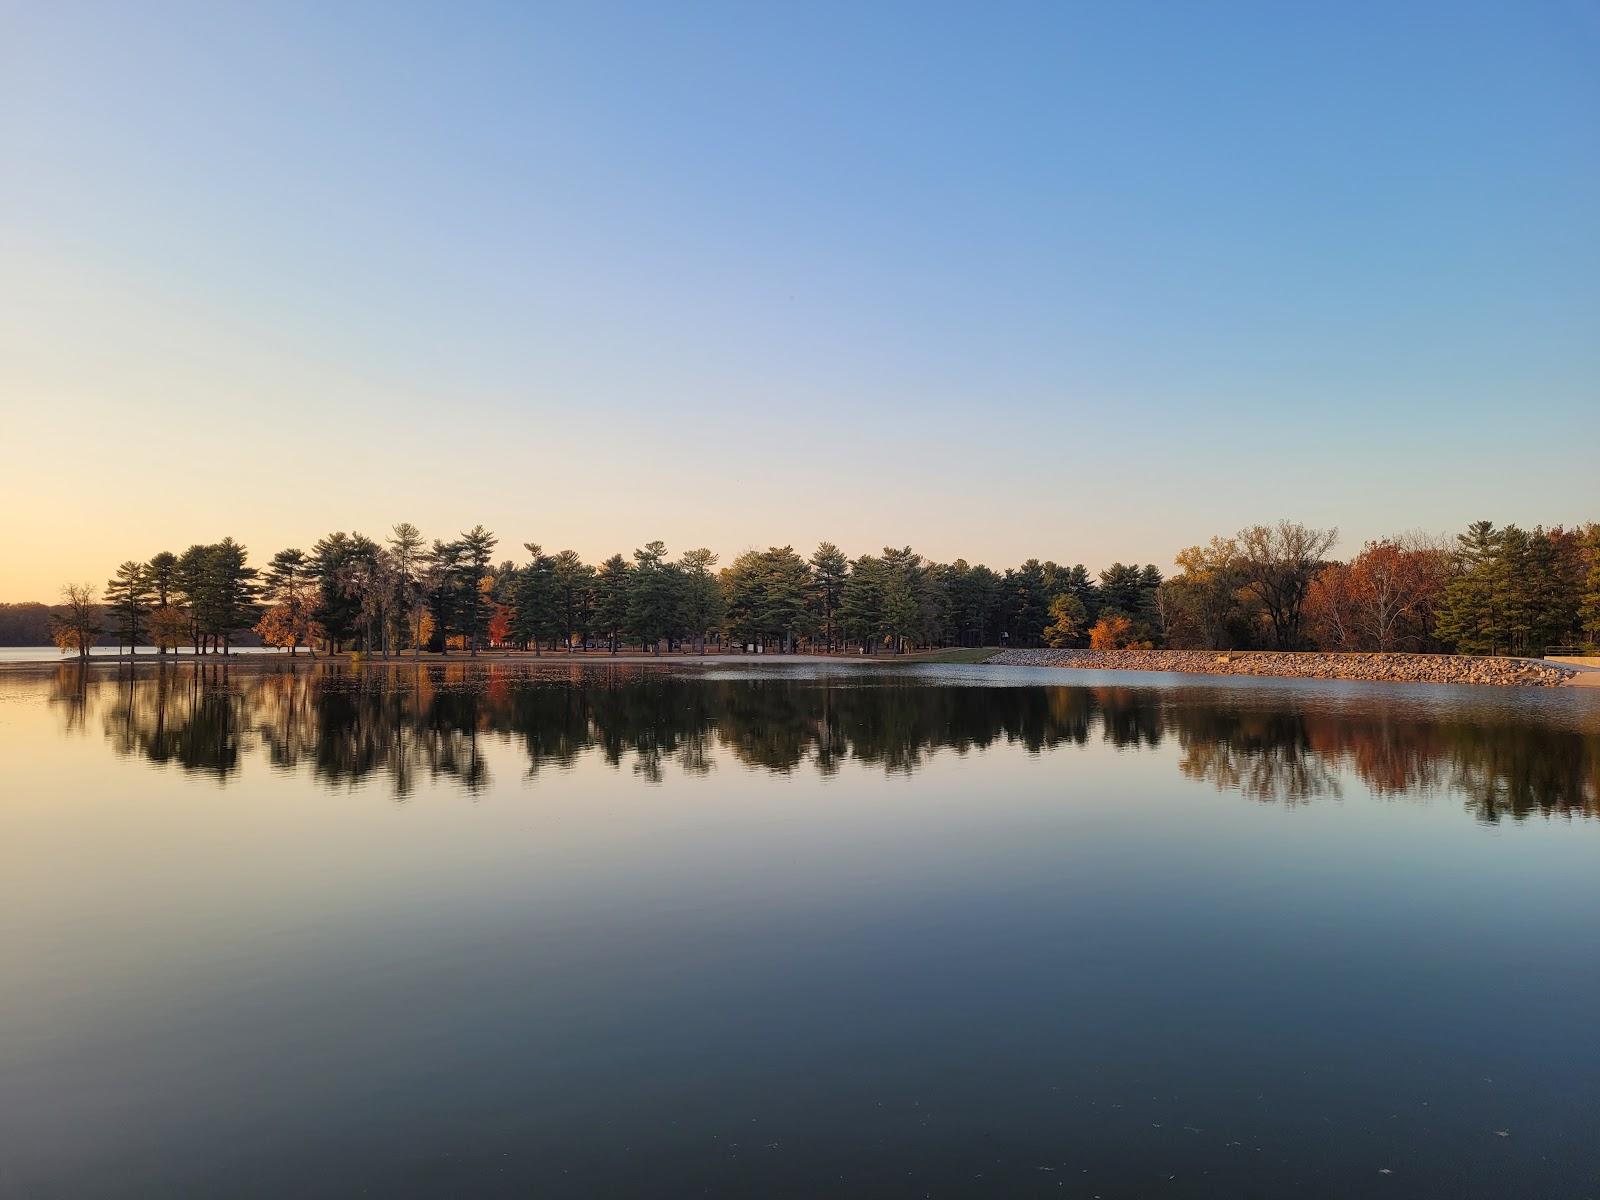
2 1 1596 594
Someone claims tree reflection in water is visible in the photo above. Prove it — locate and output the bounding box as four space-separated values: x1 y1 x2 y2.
58 661 1600 822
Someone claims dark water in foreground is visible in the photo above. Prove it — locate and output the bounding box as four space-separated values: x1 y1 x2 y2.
2 661 1598 1198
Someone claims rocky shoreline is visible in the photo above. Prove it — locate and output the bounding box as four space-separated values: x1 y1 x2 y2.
985 648 1578 688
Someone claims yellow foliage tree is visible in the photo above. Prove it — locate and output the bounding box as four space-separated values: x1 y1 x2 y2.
1089 613 1135 650
148 605 188 654
50 584 101 659
254 601 325 656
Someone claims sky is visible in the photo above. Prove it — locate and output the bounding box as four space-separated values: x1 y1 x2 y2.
2 0 1597 598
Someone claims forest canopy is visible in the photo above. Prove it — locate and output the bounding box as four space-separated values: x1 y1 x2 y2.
23 518 1600 659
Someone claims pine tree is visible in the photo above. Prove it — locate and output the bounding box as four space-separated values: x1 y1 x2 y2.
175 544 216 653
761 546 814 652
387 523 427 658
593 554 632 654
880 546 924 654
1492 526 1533 655
104 561 154 654
839 555 886 653
1521 527 1575 655
145 550 181 656
262 548 318 656
207 538 260 654
551 550 594 650
1435 521 1499 654
627 541 679 653
512 545 560 653
1064 564 1099 623
457 526 498 655
809 542 849 650
678 548 723 654
1044 592 1087 648
310 532 374 651
1580 525 1600 649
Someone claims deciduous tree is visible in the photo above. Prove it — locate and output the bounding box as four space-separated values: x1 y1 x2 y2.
1236 522 1339 649
50 584 101 659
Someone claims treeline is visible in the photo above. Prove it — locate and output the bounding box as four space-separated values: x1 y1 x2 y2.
0 603 54 646
43 517 1600 659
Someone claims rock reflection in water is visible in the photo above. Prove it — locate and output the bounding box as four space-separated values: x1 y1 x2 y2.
50 660 1600 821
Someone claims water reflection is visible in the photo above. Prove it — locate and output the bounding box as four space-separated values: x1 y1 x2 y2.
46 661 1600 821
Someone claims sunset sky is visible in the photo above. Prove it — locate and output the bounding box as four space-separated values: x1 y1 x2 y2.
3 1 1596 598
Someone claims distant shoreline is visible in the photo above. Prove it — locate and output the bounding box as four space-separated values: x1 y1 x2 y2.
988 647 1600 689
6 645 1598 688
0 646 989 673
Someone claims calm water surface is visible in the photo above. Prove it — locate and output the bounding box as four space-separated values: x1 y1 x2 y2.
2 661 1598 1198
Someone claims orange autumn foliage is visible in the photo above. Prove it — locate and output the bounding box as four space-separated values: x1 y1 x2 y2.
488 603 513 647
1089 613 1135 650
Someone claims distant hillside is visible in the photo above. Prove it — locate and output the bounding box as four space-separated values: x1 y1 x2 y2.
0 603 56 646
0 603 267 647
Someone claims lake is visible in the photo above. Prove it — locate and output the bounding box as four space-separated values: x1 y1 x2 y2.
2 660 1597 1198
0 646 290 664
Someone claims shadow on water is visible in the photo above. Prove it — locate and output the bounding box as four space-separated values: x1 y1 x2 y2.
46 660 1600 822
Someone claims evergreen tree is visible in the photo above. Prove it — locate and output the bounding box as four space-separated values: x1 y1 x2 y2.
721 547 812 652
145 550 181 656
146 551 179 608
175 544 216 653
627 541 680 653
1097 563 1145 617
263 548 317 656
310 533 373 651
104 561 154 654
1580 525 1600 649
879 546 925 653
1435 521 1501 654
593 554 632 654
551 550 594 649
1044 592 1087 648
678 548 724 653
423 539 467 653
761 546 814 652
809 542 849 650
1010 559 1050 647
457 525 498 655
387 523 427 657
512 545 561 653
207 538 261 653
840 554 887 652
1064 564 1099 623
946 560 1002 647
